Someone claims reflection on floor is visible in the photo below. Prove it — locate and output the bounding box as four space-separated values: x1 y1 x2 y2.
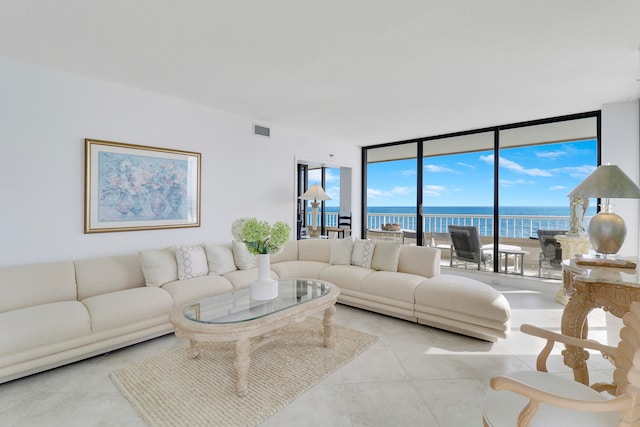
0 282 623 427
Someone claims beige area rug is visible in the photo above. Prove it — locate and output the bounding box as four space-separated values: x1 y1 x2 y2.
110 317 378 427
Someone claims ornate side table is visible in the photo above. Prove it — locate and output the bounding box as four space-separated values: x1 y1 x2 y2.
560 258 639 386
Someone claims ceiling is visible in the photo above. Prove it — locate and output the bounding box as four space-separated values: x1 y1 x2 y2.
1 1 639 146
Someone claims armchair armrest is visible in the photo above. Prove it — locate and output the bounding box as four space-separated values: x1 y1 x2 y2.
520 324 616 372
490 375 632 425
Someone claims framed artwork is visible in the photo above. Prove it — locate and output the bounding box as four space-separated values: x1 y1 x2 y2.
85 139 201 233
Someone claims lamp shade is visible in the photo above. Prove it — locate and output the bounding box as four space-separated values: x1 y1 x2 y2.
567 165 640 199
299 185 331 202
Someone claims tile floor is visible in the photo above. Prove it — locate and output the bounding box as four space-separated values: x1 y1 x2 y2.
0 281 623 427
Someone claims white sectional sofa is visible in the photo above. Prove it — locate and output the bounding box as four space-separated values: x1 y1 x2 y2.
0 237 510 384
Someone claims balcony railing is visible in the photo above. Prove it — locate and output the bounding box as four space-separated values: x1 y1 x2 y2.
311 212 587 239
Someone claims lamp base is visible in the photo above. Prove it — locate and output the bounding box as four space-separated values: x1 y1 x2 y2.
588 206 626 255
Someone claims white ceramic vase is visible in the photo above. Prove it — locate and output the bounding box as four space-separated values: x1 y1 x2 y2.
250 253 279 300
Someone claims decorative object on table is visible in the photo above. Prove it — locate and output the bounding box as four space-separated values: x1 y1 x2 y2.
84 139 200 233
574 255 637 269
298 185 331 237
231 218 291 300
567 164 640 255
568 196 589 235
110 317 377 427
381 223 401 231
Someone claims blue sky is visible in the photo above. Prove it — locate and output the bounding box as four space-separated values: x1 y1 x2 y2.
367 139 597 207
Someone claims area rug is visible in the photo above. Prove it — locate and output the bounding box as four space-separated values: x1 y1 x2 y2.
110 317 378 427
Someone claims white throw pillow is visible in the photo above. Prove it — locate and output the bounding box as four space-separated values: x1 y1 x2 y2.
205 243 237 275
176 245 209 280
371 241 402 272
139 246 178 287
232 240 257 270
351 239 376 269
330 238 353 265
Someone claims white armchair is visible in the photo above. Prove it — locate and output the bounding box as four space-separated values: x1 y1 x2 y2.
483 302 640 426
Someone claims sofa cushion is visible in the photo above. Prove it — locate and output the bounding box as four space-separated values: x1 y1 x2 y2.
161 275 234 306
270 240 298 263
415 274 510 324
232 241 257 270
0 261 77 313
139 247 178 287
330 238 353 265
371 241 401 272
319 265 374 292
0 301 91 357
81 287 174 333
397 245 440 278
270 260 328 280
351 239 376 268
298 239 331 263
361 270 426 304
205 243 237 275
175 245 209 279
76 254 146 299
223 268 278 289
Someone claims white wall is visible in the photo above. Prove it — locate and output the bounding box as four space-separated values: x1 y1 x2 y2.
601 99 640 257
0 58 361 266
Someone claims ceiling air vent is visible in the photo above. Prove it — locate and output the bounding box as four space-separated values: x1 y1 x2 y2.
253 124 270 137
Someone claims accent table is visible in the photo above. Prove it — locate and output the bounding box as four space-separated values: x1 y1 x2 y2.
560 257 639 387
169 279 340 397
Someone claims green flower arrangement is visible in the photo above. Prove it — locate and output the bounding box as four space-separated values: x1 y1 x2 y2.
231 218 291 255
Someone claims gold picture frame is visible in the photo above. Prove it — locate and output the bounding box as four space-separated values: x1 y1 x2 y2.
84 139 201 233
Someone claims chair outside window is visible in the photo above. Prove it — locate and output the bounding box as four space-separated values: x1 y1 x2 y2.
449 225 492 270
326 213 351 239
483 301 640 426
402 230 417 245
537 229 568 278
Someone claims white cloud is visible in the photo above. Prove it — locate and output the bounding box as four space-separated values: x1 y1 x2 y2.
424 164 454 173
481 154 551 177
401 169 417 176
367 186 414 199
423 184 446 196
549 185 567 191
536 150 566 160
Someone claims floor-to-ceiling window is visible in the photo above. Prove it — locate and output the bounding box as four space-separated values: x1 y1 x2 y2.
362 112 600 278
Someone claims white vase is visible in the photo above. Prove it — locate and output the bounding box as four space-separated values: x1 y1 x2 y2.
250 253 278 300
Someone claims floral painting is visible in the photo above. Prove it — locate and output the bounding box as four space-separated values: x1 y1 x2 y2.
85 139 200 233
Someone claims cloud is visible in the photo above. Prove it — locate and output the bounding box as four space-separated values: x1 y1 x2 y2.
367 186 414 198
551 164 596 179
536 150 566 160
500 178 535 187
423 184 446 196
455 162 475 169
401 169 417 176
481 154 552 177
424 164 454 173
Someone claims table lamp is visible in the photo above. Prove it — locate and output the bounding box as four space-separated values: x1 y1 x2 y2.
299 185 331 238
567 164 640 255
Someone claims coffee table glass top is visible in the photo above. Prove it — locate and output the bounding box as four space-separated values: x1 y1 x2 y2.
183 279 330 324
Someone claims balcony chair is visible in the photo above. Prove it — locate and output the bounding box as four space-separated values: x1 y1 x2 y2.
402 230 417 245
537 229 568 278
448 225 492 270
326 213 351 239
429 232 452 250
483 301 640 427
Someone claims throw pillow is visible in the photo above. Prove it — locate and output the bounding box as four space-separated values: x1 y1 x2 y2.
371 241 402 272
139 246 178 287
351 239 376 269
205 243 237 275
175 245 209 280
232 240 257 270
330 238 353 265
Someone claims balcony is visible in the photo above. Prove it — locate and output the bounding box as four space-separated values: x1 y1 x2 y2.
312 211 585 279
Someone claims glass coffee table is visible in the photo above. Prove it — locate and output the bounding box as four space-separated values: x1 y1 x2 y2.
169 279 339 397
